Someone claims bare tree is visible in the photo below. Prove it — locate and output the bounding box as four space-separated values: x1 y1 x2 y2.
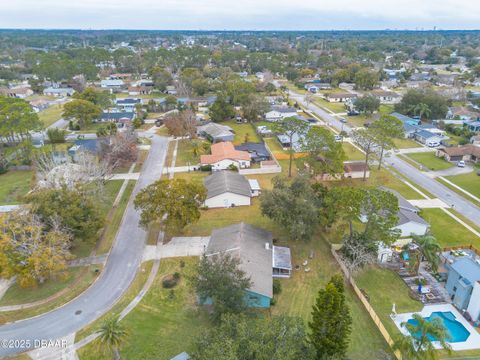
163 110 197 138
341 235 377 276
100 130 138 169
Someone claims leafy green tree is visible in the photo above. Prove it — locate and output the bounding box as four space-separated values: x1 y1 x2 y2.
309 274 352 359
96 122 117 137
192 78 209 96
242 94 269 122
193 253 252 321
46 128 67 149
354 69 379 90
97 316 128 360
134 178 207 235
150 66 173 91
193 314 314 360
395 89 448 120
25 187 104 242
63 99 102 129
260 176 318 241
209 96 235 123
410 234 441 279
394 314 451 360
0 97 42 144
73 87 112 109
301 126 345 178
409 102 432 120
370 115 404 169
274 116 309 177
354 94 380 115
350 128 377 181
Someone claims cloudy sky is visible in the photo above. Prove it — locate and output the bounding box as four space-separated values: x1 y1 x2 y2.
2 0 480 30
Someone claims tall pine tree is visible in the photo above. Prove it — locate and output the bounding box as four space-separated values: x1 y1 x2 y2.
308 274 352 359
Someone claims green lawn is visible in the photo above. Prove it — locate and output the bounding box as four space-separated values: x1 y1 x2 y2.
366 169 423 200
175 139 209 166
0 171 33 204
444 172 480 199
420 208 480 248
406 152 453 171
342 142 365 161
393 138 421 149
79 259 210 360
313 97 347 113
220 120 261 145
38 104 64 127
355 266 423 337
0 267 85 306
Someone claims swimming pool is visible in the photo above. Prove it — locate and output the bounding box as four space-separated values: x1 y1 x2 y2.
407 311 471 343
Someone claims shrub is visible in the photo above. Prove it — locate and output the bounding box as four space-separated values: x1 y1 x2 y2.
200 165 212 172
173 272 181 280
270 297 277 306
162 274 180 288
179 260 185 268
273 279 282 295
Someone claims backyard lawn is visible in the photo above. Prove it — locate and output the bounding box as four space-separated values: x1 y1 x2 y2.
342 142 365 161
38 103 64 127
444 171 480 199
220 120 261 145
405 152 453 171
0 170 33 204
420 208 480 248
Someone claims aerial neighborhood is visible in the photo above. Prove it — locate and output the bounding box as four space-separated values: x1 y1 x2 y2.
1 27 480 360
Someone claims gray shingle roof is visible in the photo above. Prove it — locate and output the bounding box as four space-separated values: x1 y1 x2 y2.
197 123 233 139
397 208 429 226
206 223 273 298
273 246 292 270
451 258 480 285
380 187 418 213
204 171 251 199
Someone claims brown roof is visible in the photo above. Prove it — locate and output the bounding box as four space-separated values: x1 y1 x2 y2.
344 161 369 173
441 145 480 157
326 92 357 99
200 142 251 164
370 89 400 97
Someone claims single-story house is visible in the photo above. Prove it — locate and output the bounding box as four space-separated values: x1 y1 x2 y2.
436 145 480 164
43 87 74 97
115 98 141 112
391 112 421 126
305 83 331 93
204 223 274 308
447 107 480 121
265 106 297 122
100 111 135 123
200 141 251 170
197 123 234 143
343 161 370 179
413 129 444 145
369 89 401 104
203 171 255 208
465 120 480 133
445 257 480 321
68 139 103 162
257 125 273 137
203 223 292 308
165 85 177 95
234 142 271 163
324 92 357 103
381 187 430 237
128 86 151 96
277 132 302 152
100 79 125 90
29 99 50 112
0 86 33 99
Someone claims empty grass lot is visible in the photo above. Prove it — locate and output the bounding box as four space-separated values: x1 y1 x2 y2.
220 120 261 145
175 139 210 166
38 103 64 127
78 258 210 360
420 208 480 248
444 171 480 200
405 152 453 171
0 170 33 204
342 142 365 161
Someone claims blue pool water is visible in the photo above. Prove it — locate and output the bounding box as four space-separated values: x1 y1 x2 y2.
407 311 470 343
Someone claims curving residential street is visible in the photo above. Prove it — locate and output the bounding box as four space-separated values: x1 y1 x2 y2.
0 134 168 357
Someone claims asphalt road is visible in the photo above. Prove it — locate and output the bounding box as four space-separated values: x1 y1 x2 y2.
283 84 480 227
0 134 168 357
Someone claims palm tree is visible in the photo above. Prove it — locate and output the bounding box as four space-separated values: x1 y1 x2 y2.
191 140 201 158
411 234 441 279
409 103 431 120
97 316 128 360
394 314 451 359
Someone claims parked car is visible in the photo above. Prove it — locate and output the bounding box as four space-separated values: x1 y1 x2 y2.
334 135 343 142
340 118 347 123
457 160 466 168
427 141 440 147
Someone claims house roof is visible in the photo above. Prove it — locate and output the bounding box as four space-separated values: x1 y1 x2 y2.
101 79 124 86
440 145 480 157
197 123 233 140
269 105 297 114
248 179 260 191
451 258 480 286
397 208 429 226
235 142 270 157
204 171 252 199
101 112 134 121
370 89 400 97
200 142 250 164
116 98 141 105
391 112 420 125
415 129 437 139
343 161 369 173
206 223 273 298
44 87 74 93
272 246 292 270
72 139 102 154
380 186 419 213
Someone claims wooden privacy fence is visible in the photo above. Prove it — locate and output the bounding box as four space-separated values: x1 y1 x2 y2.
330 246 402 360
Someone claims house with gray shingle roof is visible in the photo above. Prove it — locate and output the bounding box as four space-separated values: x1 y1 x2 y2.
204 171 256 208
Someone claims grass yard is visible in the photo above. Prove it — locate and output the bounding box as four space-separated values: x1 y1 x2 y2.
220 120 261 145
175 139 209 166
420 208 480 248
0 264 100 324
406 152 453 171
78 258 210 360
365 169 423 199
342 142 365 161
38 103 64 127
156 125 170 136
355 266 423 337
393 138 421 149
444 171 480 200
313 97 347 113
0 170 33 204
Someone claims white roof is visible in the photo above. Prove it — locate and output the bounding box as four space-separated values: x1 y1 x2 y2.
248 179 261 191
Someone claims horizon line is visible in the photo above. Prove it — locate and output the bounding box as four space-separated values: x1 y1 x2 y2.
1 28 480 32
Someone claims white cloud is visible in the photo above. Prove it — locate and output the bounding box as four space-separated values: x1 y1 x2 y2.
1 0 480 29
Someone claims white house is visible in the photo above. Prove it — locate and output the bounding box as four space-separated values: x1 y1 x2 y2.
203 171 254 208
265 106 297 122
200 142 251 170
100 79 125 89
43 87 74 97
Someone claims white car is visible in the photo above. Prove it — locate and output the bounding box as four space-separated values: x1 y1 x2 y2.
334 135 343 142
457 160 466 168
427 141 440 147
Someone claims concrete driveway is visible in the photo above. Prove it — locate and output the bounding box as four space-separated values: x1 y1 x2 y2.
143 237 210 261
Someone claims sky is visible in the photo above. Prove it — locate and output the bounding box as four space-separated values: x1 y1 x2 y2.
1 0 480 30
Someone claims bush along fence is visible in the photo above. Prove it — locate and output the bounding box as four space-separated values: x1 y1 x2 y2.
330 244 402 360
